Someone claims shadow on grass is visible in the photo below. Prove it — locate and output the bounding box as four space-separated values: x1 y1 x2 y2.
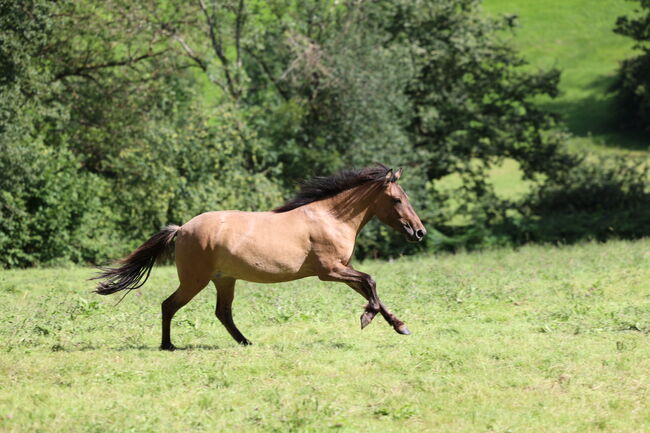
51 343 224 352
542 75 649 152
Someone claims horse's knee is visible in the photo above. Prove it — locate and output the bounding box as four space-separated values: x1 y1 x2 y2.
364 302 380 313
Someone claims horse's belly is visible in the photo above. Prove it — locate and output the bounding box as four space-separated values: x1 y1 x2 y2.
217 244 314 283
213 214 315 282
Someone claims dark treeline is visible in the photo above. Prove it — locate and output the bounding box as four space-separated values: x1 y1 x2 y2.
1 0 648 267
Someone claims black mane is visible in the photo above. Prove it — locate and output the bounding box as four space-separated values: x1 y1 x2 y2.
273 164 393 213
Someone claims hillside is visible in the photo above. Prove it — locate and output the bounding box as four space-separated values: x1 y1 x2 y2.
441 0 650 202
484 0 647 154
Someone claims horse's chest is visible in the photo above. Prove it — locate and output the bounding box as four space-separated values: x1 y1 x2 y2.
312 230 357 266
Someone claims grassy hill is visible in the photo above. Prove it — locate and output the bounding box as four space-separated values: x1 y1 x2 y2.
439 0 648 201
1 239 648 432
484 0 647 154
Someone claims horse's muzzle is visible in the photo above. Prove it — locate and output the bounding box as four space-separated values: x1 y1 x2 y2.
402 222 426 242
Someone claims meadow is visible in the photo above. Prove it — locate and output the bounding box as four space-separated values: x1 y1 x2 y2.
1 239 648 432
484 0 645 154
2 2 649 432
453 0 650 202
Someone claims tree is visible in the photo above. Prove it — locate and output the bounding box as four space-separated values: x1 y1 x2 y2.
0 0 108 266
0 0 283 266
612 0 650 131
6 0 631 266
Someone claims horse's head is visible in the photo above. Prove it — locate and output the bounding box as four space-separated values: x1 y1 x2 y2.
374 168 426 242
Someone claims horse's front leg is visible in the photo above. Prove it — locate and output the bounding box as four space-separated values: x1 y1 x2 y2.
347 283 411 335
319 265 410 334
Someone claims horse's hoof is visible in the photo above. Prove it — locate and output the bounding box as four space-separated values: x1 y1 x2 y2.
360 310 377 329
160 343 176 351
239 339 253 346
395 325 411 335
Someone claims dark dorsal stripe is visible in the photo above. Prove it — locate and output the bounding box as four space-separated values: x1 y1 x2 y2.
272 163 393 213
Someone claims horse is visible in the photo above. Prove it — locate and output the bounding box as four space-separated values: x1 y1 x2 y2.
93 164 426 350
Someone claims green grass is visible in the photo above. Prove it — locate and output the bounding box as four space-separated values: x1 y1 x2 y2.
1 239 649 432
483 0 648 154
436 159 534 204
439 1 650 203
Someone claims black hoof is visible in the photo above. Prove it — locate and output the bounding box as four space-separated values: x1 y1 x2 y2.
238 339 253 346
160 343 177 351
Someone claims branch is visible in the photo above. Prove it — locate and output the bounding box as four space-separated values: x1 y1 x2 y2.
172 33 208 71
198 0 239 100
244 47 289 101
53 50 167 81
198 0 224 61
235 0 246 67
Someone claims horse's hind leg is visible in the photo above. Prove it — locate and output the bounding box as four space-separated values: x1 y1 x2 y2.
161 276 210 351
212 276 251 345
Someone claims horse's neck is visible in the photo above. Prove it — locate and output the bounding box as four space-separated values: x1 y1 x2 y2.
318 184 379 235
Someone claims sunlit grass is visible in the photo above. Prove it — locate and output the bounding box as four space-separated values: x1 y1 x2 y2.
484 0 648 153
446 1 650 201
1 239 649 432
436 158 534 203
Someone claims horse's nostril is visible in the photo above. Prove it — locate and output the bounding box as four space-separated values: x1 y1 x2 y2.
416 229 424 239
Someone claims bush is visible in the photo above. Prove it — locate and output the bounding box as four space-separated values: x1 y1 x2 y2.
428 155 650 252
0 139 111 267
512 155 650 244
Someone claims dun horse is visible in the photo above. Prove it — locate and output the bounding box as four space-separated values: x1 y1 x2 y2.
94 164 426 350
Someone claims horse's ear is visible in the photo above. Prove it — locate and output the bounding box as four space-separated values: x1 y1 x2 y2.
383 169 394 186
394 167 403 181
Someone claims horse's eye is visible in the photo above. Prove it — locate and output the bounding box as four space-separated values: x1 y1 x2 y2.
393 198 402 204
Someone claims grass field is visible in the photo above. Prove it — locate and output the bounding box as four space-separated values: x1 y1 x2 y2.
1 239 649 432
437 0 649 202
484 0 646 154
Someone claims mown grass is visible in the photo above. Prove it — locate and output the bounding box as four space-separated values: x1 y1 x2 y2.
1 239 649 432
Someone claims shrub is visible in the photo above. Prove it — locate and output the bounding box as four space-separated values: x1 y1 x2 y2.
514 155 650 244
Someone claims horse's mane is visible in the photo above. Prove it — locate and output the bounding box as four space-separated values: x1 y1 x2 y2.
272 163 394 213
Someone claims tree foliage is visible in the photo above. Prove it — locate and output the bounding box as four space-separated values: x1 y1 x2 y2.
612 0 650 130
0 0 646 267
0 0 282 266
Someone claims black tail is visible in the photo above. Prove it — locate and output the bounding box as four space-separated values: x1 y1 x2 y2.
92 225 181 295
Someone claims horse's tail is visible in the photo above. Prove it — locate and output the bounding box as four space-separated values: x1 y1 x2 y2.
92 225 181 296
